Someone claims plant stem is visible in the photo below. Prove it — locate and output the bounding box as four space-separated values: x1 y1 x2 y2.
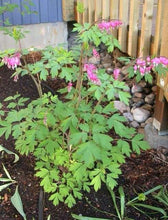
75 43 85 108
21 55 43 97
92 93 105 115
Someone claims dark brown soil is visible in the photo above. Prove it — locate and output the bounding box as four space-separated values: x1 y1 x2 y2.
0 66 168 220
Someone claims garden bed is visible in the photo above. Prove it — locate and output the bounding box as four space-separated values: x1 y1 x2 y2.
0 65 168 220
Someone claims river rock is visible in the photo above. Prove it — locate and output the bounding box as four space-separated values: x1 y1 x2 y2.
131 84 143 94
134 92 144 98
152 86 157 92
88 56 100 65
132 107 150 123
123 112 133 121
145 93 155 104
102 63 112 68
130 121 139 128
141 104 153 111
114 101 130 113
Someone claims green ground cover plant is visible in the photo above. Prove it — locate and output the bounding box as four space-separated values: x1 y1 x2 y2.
0 2 167 211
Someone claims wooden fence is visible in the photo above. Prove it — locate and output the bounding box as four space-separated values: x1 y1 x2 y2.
63 0 168 131
75 0 163 58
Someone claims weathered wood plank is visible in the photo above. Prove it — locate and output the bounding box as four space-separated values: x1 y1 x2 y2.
153 0 164 56
83 0 88 23
128 0 140 57
110 0 119 38
76 0 83 24
139 0 154 57
88 0 95 24
62 0 75 21
102 0 110 20
118 0 129 52
95 0 102 22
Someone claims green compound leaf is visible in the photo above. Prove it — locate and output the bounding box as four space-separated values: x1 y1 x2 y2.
132 134 150 154
75 141 101 166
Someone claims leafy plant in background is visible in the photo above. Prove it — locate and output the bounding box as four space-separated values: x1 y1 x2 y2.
119 55 168 84
0 2 154 209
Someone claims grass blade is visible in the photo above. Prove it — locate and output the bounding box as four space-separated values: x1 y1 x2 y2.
0 145 19 163
2 164 12 180
132 203 167 216
109 188 121 220
72 214 110 220
0 177 13 182
127 185 163 205
118 186 125 219
0 182 13 192
11 186 27 220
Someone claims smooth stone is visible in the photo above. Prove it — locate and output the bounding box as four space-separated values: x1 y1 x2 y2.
88 56 100 65
144 88 151 94
123 112 133 122
106 67 114 74
130 121 139 128
145 117 153 124
138 81 147 88
145 93 155 104
131 84 143 94
132 97 143 103
138 127 145 134
102 63 112 68
152 86 157 92
140 123 146 128
114 101 130 113
132 107 150 123
141 104 153 111
134 92 144 98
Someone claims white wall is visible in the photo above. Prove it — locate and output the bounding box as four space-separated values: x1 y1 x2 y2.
0 22 68 50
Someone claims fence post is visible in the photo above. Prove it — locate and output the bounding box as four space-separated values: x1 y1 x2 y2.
153 0 168 132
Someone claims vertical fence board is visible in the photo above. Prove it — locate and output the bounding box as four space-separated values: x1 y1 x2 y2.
139 0 154 57
88 0 95 24
77 0 83 24
95 0 102 22
62 0 74 21
118 0 129 52
153 0 164 56
128 0 140 57
110 0 119 38
102 0 110 20
83 0 88 23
